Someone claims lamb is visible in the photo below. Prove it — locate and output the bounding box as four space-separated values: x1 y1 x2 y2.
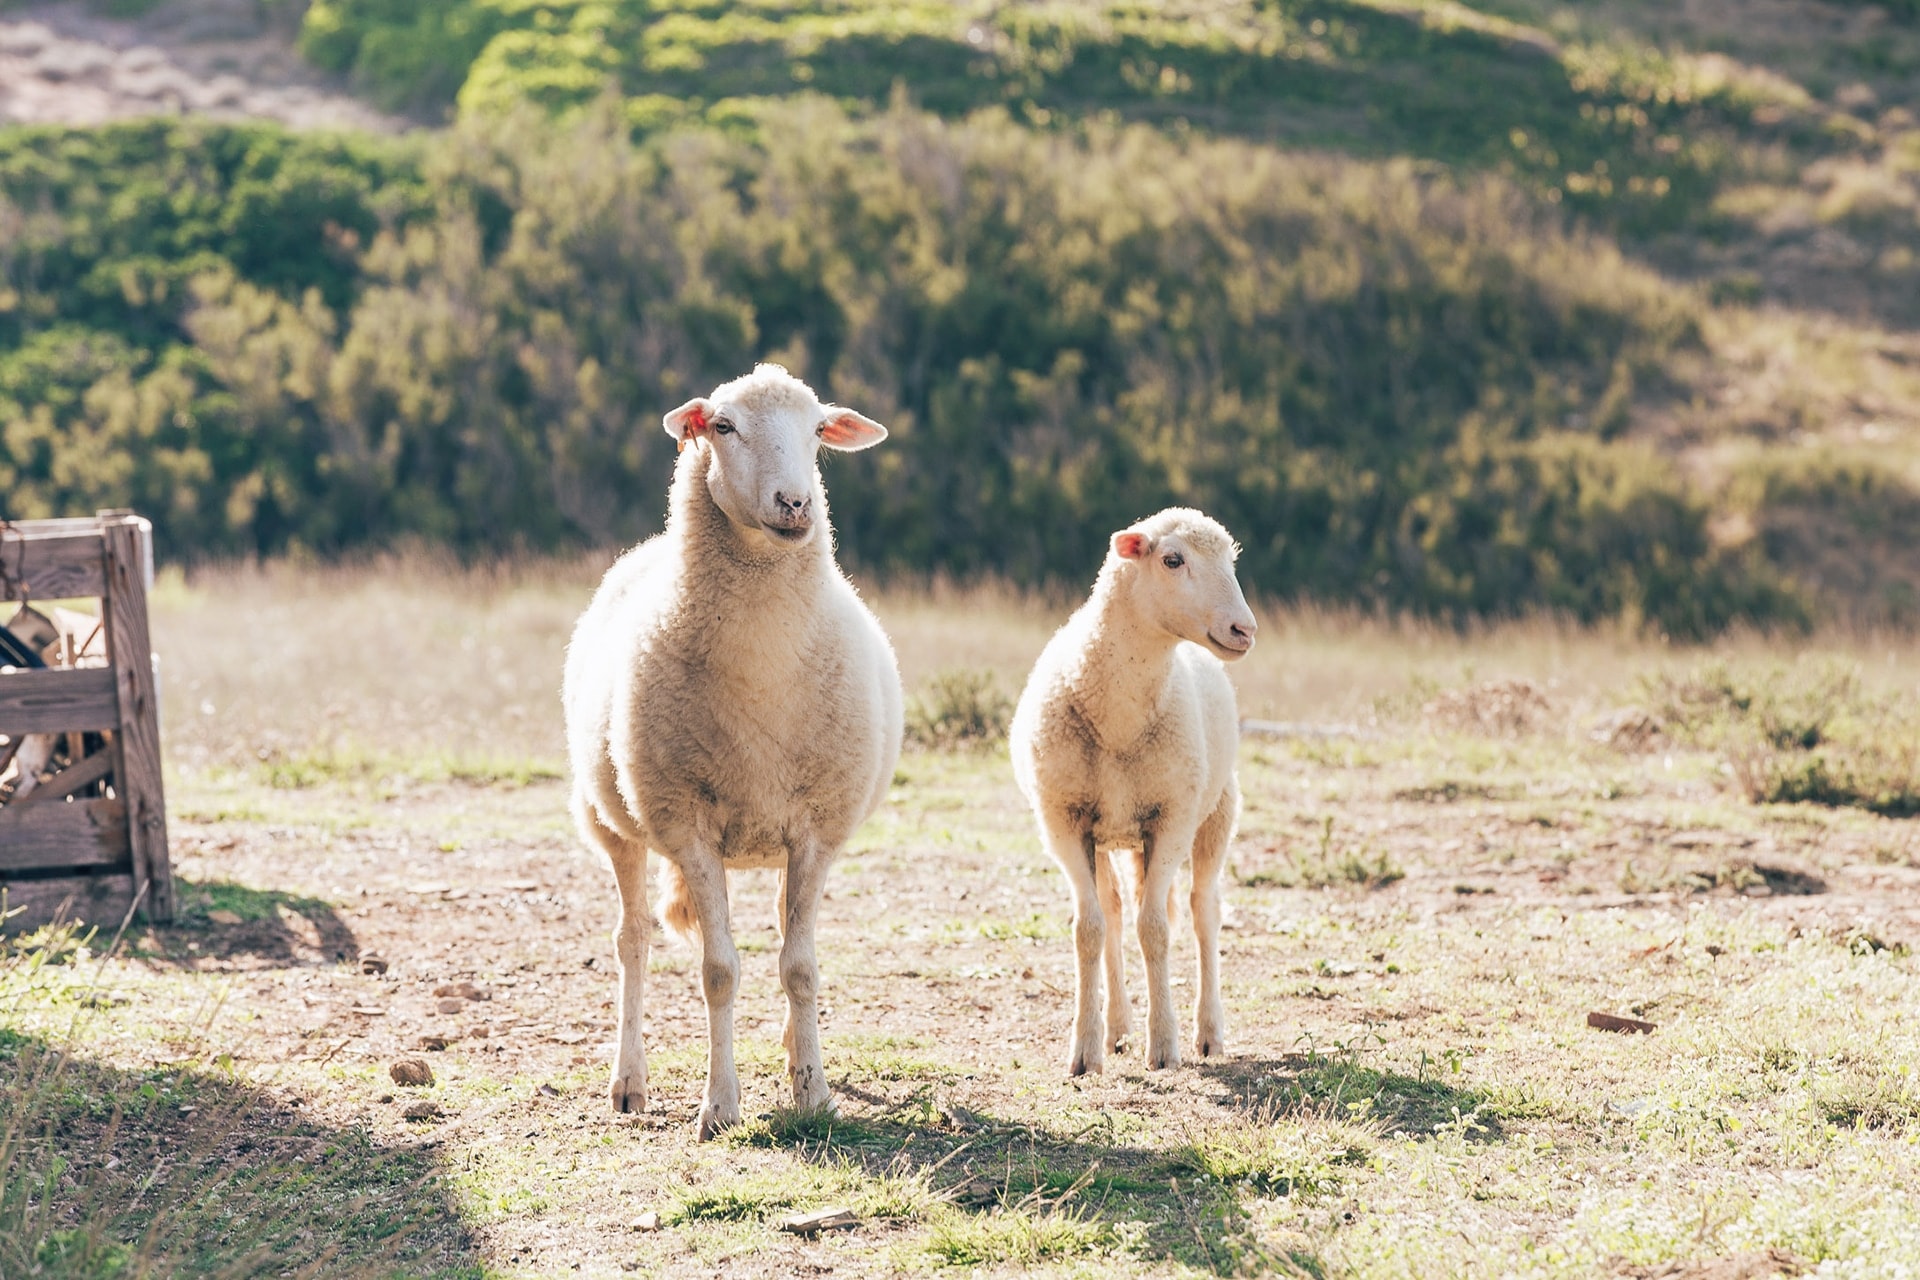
1010 508 1257 1076
561 363 903 1138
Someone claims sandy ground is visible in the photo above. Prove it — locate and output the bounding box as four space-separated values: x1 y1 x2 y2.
0 0 405 130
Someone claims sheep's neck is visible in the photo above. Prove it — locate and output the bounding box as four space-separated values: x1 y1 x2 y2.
1069 588 1181 751
664 451 832 673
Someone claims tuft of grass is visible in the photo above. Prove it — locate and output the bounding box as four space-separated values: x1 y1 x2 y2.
906 669 1014 750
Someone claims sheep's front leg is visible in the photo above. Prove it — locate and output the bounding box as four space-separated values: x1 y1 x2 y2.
1094 849 1130 1053
1136 824 1195 1070
1040 812 1106 1076
778 842 833 1111
676 850 742 1139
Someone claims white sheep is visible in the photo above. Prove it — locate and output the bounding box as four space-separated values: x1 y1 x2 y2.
562 363 902 1138
1010 508 1257 1075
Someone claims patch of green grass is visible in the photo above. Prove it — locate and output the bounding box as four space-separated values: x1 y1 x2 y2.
923 1204 1118 1268
666 1172 805 1224
725 1104 890 1150
257 745 564 791
1166 1109 1373 1196
1271 818 1405 890
176 879 338 925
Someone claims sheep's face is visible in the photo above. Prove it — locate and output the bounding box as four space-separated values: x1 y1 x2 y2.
664 364 885 550
1111 510 1257 661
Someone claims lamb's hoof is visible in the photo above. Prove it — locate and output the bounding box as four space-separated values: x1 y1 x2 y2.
1107 1028 1131 1054
696 1098 741 1141
1194 1031 1226 1059
1067 1049 1105 1078
1146 1040 1181 1071
609 1072 648 1115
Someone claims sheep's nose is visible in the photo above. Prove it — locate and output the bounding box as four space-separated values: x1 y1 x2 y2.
1229 618 1257 646
773 491 811 518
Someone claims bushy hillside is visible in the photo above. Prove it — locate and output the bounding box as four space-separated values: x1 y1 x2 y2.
2 0 1918 630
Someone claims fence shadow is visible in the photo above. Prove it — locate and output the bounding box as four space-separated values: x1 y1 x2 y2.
0 1028 478 1278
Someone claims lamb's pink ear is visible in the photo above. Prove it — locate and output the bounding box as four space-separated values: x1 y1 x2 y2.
1112 530 1152 560
664 398 714 453
819 407 887 452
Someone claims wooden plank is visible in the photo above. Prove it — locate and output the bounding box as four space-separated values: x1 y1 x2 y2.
0 667 120 734
0 527 106 601
102 515 172 925
0 873 137 934
13 750 115 807
0 798 130 870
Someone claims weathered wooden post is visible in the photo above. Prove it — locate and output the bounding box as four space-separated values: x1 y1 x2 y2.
0 510 173 929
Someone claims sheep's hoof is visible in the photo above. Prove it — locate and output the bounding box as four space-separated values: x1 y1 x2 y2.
1194 1032 1226 1059
1067 1049 1104 1077
1107 1032 1130 1055
790 1082 835 1114
609 1072 648 1115
696 1098 741 1141
1146 1042 1181 1071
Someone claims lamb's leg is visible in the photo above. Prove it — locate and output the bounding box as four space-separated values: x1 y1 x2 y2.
1094 849 1130 1053
1190 783 1236 1059
1136 823 1196 1070
675 850 742 1140
1041 812 1107 1076
778 841 832 1111
580 804 650 1114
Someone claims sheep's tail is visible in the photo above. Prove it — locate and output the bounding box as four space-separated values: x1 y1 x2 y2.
656 859 700 944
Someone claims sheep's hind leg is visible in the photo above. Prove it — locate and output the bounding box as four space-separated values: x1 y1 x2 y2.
582 806 649 1114
676 849 742 1139
778 842 834 1112
1042 813 1107 1076
1135 824 1196 1070
1095 849 1131 1053
1189 783 1236 1060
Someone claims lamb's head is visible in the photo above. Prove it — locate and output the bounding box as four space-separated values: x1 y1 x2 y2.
663 364 886 550
1108 508 1258 661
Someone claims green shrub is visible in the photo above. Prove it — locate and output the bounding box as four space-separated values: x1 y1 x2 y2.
906 670 1014 750
0 106 1811 632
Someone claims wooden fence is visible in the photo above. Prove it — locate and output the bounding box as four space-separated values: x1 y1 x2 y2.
0 511 173 930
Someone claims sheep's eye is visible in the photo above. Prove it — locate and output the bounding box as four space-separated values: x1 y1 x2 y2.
1162 553 1184 570
713 418 736 435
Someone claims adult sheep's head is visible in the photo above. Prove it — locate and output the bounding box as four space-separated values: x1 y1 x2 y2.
1109 508 1258 661
664 364 886 551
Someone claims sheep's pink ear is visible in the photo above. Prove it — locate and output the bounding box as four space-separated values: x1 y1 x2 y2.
664 398 714 453
1112 530 1152 560
819 407 886 452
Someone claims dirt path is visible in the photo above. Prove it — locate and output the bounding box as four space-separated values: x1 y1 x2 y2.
0 0 405 130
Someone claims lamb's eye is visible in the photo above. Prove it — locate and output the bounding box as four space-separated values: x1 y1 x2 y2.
713 418 736 435
1162 553 1184 570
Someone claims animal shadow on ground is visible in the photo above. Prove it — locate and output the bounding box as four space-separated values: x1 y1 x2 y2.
725 1051 1507 1273
155 878 361 968
1199 1053 1510 1142
0 1027 479 1278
